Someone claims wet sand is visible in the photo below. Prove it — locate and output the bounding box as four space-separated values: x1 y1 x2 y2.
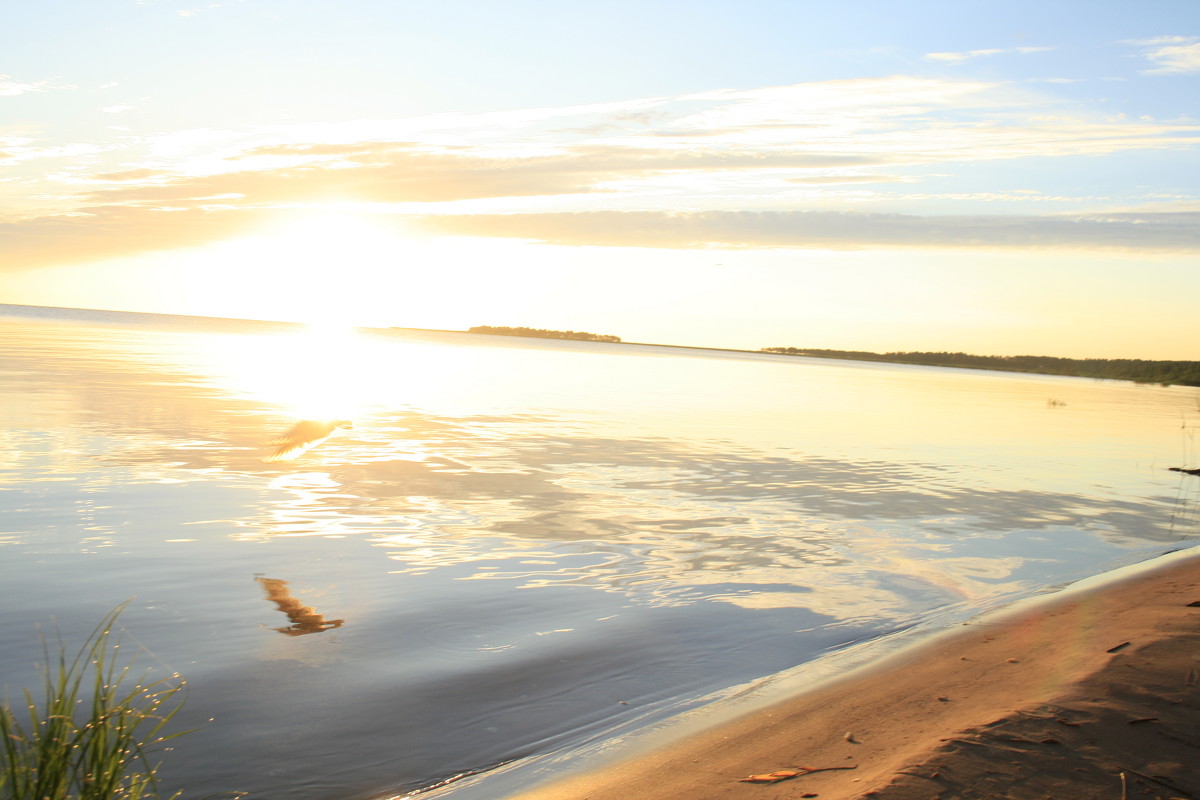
509 550 1200 800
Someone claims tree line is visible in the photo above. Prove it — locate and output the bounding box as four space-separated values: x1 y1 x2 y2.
760 348 1200 387
468 326 621 343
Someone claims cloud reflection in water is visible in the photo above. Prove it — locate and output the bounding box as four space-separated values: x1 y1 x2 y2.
5 316 1190 620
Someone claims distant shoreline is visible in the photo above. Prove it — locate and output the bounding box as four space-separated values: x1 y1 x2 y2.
2 303 1195 387
438 328 1200 387
760 347 1200 387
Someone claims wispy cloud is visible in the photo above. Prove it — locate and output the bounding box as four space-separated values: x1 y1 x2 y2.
0 205 270 270
0 75 50 97
2 206 1194 275
3 75 1198 268
1134 36 1200 74
177 2 225 16
924 46 1053 64
417 209 1200 252
42 77 1199 209
0 141 105 167
37 117 1197 216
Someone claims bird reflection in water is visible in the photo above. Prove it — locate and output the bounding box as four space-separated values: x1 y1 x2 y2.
256 576 345 636
262 419 353 462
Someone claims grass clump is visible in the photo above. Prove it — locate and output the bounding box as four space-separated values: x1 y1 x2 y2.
0 605 187 800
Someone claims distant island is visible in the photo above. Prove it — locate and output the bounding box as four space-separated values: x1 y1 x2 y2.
760 348 1200 387
467 326 621 343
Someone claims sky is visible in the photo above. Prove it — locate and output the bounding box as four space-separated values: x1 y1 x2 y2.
1 0 1198 359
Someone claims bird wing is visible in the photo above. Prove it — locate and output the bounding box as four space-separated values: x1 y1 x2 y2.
263 420 337 462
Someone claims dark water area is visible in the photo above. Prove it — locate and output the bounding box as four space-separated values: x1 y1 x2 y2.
1 305 1197 799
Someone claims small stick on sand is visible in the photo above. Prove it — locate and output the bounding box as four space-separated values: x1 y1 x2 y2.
939 736 986 745
1119 766 1192 797
894 769 939 781
739 765 858 783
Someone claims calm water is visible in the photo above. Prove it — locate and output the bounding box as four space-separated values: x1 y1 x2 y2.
1 305 1198 800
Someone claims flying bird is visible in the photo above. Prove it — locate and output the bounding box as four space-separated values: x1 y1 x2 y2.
256 576 344 636
263 419 353 462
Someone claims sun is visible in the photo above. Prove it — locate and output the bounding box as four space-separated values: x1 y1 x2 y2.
258 208 413 327
139 203 561 333
175 206 420 329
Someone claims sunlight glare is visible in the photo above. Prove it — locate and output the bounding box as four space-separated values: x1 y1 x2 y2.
190 325 492 427
262 208 406 328
193 327 383 422
170 206 422 329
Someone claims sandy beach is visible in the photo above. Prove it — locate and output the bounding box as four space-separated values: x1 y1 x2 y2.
509 550 1200 800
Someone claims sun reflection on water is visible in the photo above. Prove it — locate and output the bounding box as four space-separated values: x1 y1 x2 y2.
207 324 379 421
186 324 562 432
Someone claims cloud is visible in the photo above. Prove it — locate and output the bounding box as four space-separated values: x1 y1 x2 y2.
81 151 603 207
0 141 105 167
48 74 1200 214
4 75 1199 269
0 75 49 97
924 46 1053 63
416 209 1200 252
72 141 900 213
787 174 907 185
0 205 272 271
1135 36 1200 74
63 108 1194 215
93 168 173 182
9 205 1193 276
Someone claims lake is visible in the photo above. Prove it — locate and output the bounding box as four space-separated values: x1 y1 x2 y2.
1 304 1197 800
